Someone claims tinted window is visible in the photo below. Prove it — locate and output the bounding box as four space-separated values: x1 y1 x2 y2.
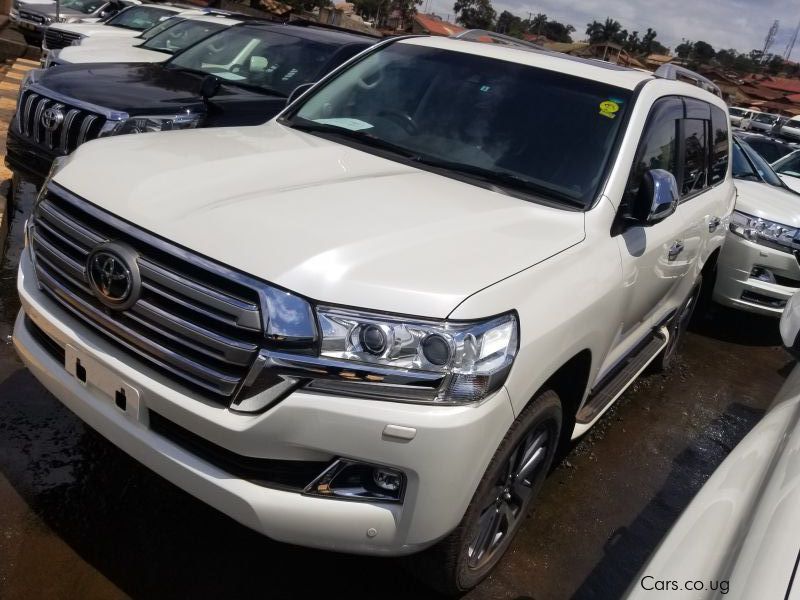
60 0 104 13
709 106 729 184
138 16 184 41
773 150 800 177
732 142 757 180
170 27 345 97
682 118 707 195
292 43 632 208
106 6 175 31
729 107 745 117
740 137 790 163
142 19 226 54
734 138 785 188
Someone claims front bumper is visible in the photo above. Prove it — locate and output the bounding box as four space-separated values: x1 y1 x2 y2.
713 231 800 316
14 250 514 555
13 18 46 36
6 127 59 185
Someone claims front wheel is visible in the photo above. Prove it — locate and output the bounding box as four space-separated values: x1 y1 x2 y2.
409 390 562 595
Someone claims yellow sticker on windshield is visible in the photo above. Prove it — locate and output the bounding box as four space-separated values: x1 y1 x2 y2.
599 100 620 119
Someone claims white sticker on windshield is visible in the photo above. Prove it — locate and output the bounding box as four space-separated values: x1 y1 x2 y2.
313 118 374 131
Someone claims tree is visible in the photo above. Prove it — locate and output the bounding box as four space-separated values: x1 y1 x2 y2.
692 40 715 63
453 0 495 29
495 10 521 35
585 18 625 44
675 41 693 59
542 19 575 43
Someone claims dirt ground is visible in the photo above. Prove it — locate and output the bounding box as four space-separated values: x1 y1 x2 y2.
0 181 792 600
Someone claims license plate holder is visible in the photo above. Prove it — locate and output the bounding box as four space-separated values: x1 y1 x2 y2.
65 344 142 420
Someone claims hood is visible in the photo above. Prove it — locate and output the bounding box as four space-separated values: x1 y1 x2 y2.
54 122 586 318
39 63 210 113
779 173 800 195
57 44 167 65
49 22 140 37
734 179 800 227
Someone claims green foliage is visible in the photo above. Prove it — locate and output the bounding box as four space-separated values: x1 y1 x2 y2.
453 0 495 29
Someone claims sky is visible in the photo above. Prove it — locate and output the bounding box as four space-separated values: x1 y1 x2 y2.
418 0 800 58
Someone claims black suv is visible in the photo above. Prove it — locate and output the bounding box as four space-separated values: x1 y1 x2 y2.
8 22 378 182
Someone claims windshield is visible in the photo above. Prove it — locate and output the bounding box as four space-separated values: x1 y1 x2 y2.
60 0 104 14
740 137 794 163
733 138 785 187
106 6 176 30
138 16 184 40
729 107 746 117
169 26 339 97
288 43 631 208
754 113 777 124
142 19 226 54
772 150 800 178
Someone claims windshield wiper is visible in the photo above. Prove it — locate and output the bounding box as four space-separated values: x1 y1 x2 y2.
411 156 584 207
288 120 421 159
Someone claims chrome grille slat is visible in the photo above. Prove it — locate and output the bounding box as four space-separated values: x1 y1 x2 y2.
32 98 49 144
59 108 80 153
22 93 37 137
38 200 107 248
31 189 267 401
77 115 98 145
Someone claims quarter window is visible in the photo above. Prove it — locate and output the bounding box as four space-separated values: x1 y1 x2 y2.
681 119 707 195
709 106 729 184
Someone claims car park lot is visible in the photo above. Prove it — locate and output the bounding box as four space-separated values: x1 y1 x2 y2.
0 180 792 598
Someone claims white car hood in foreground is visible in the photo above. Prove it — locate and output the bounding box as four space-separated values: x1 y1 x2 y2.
626 365 800 600
54 123 586 318
734 179 800 227
57 43 166 64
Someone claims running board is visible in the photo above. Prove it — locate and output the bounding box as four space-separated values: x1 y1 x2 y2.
575 327 669 424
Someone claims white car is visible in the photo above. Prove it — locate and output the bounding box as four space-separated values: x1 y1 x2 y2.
13 40 734 593
713 136 800 316
781 115 800 141
729 106 760 129
47 12 245 67
41 3 185 62
772 149 800 194
747 111 781 133
625 347 800 600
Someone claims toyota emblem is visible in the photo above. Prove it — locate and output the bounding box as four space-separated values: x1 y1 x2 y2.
41 105 64 132
86 243 141 310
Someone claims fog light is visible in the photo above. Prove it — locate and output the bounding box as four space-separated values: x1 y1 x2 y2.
306 459 406 503
751 266 776 284
373 467 402 492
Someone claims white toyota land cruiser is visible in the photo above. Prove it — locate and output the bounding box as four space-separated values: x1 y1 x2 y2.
13 38 734 593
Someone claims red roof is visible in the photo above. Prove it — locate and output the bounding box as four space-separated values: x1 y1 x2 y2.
744 75 800 94
413 13 464 37
786 93 800 104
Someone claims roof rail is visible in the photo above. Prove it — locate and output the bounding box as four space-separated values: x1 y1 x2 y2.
654 64 722 97
451 29 544 50
286 17 383 38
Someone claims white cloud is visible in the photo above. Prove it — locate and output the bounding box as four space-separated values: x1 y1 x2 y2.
419 0 800 58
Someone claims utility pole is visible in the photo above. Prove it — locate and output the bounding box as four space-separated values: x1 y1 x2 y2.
785 19 800 61
761 19 780 63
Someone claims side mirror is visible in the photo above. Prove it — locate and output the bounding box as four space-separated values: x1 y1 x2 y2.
287 82 314 106
199 75 220 100
632 169 678 225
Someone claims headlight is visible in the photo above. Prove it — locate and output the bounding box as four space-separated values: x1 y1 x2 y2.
311 307 519 403
730 210 798 249
101 113 202 136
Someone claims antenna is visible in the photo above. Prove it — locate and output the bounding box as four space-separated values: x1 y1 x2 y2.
762 19 780 62
785 19 800 61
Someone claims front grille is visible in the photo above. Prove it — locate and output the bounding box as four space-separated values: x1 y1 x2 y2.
44 28 81 50
30 187 267 401
19 10 45 23
18 90 106 154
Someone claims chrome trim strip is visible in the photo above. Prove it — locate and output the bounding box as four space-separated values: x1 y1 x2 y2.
21 92 37 137
59 108 80 153
76 114 97 146
32 230 87 283
38 199 106 248
28 83 128 121
32 98 49 144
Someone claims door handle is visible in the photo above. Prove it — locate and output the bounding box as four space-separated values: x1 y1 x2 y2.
708 216 721 232
668 240 684 262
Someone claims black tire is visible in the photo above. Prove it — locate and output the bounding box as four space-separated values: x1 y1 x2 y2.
408 390 562 595
652 276 702 372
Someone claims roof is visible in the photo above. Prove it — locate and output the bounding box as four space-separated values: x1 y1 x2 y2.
401 36 653 90
743 75 800 94
412 13 465 37
646 53 673 65
245 21 378 44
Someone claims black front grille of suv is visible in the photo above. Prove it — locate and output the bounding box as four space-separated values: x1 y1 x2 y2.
44 28 82 50
18 90 106 154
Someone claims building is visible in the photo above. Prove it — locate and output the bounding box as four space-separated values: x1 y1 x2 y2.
411 13 465 37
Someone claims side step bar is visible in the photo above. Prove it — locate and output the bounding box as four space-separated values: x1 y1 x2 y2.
575 327 669 424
